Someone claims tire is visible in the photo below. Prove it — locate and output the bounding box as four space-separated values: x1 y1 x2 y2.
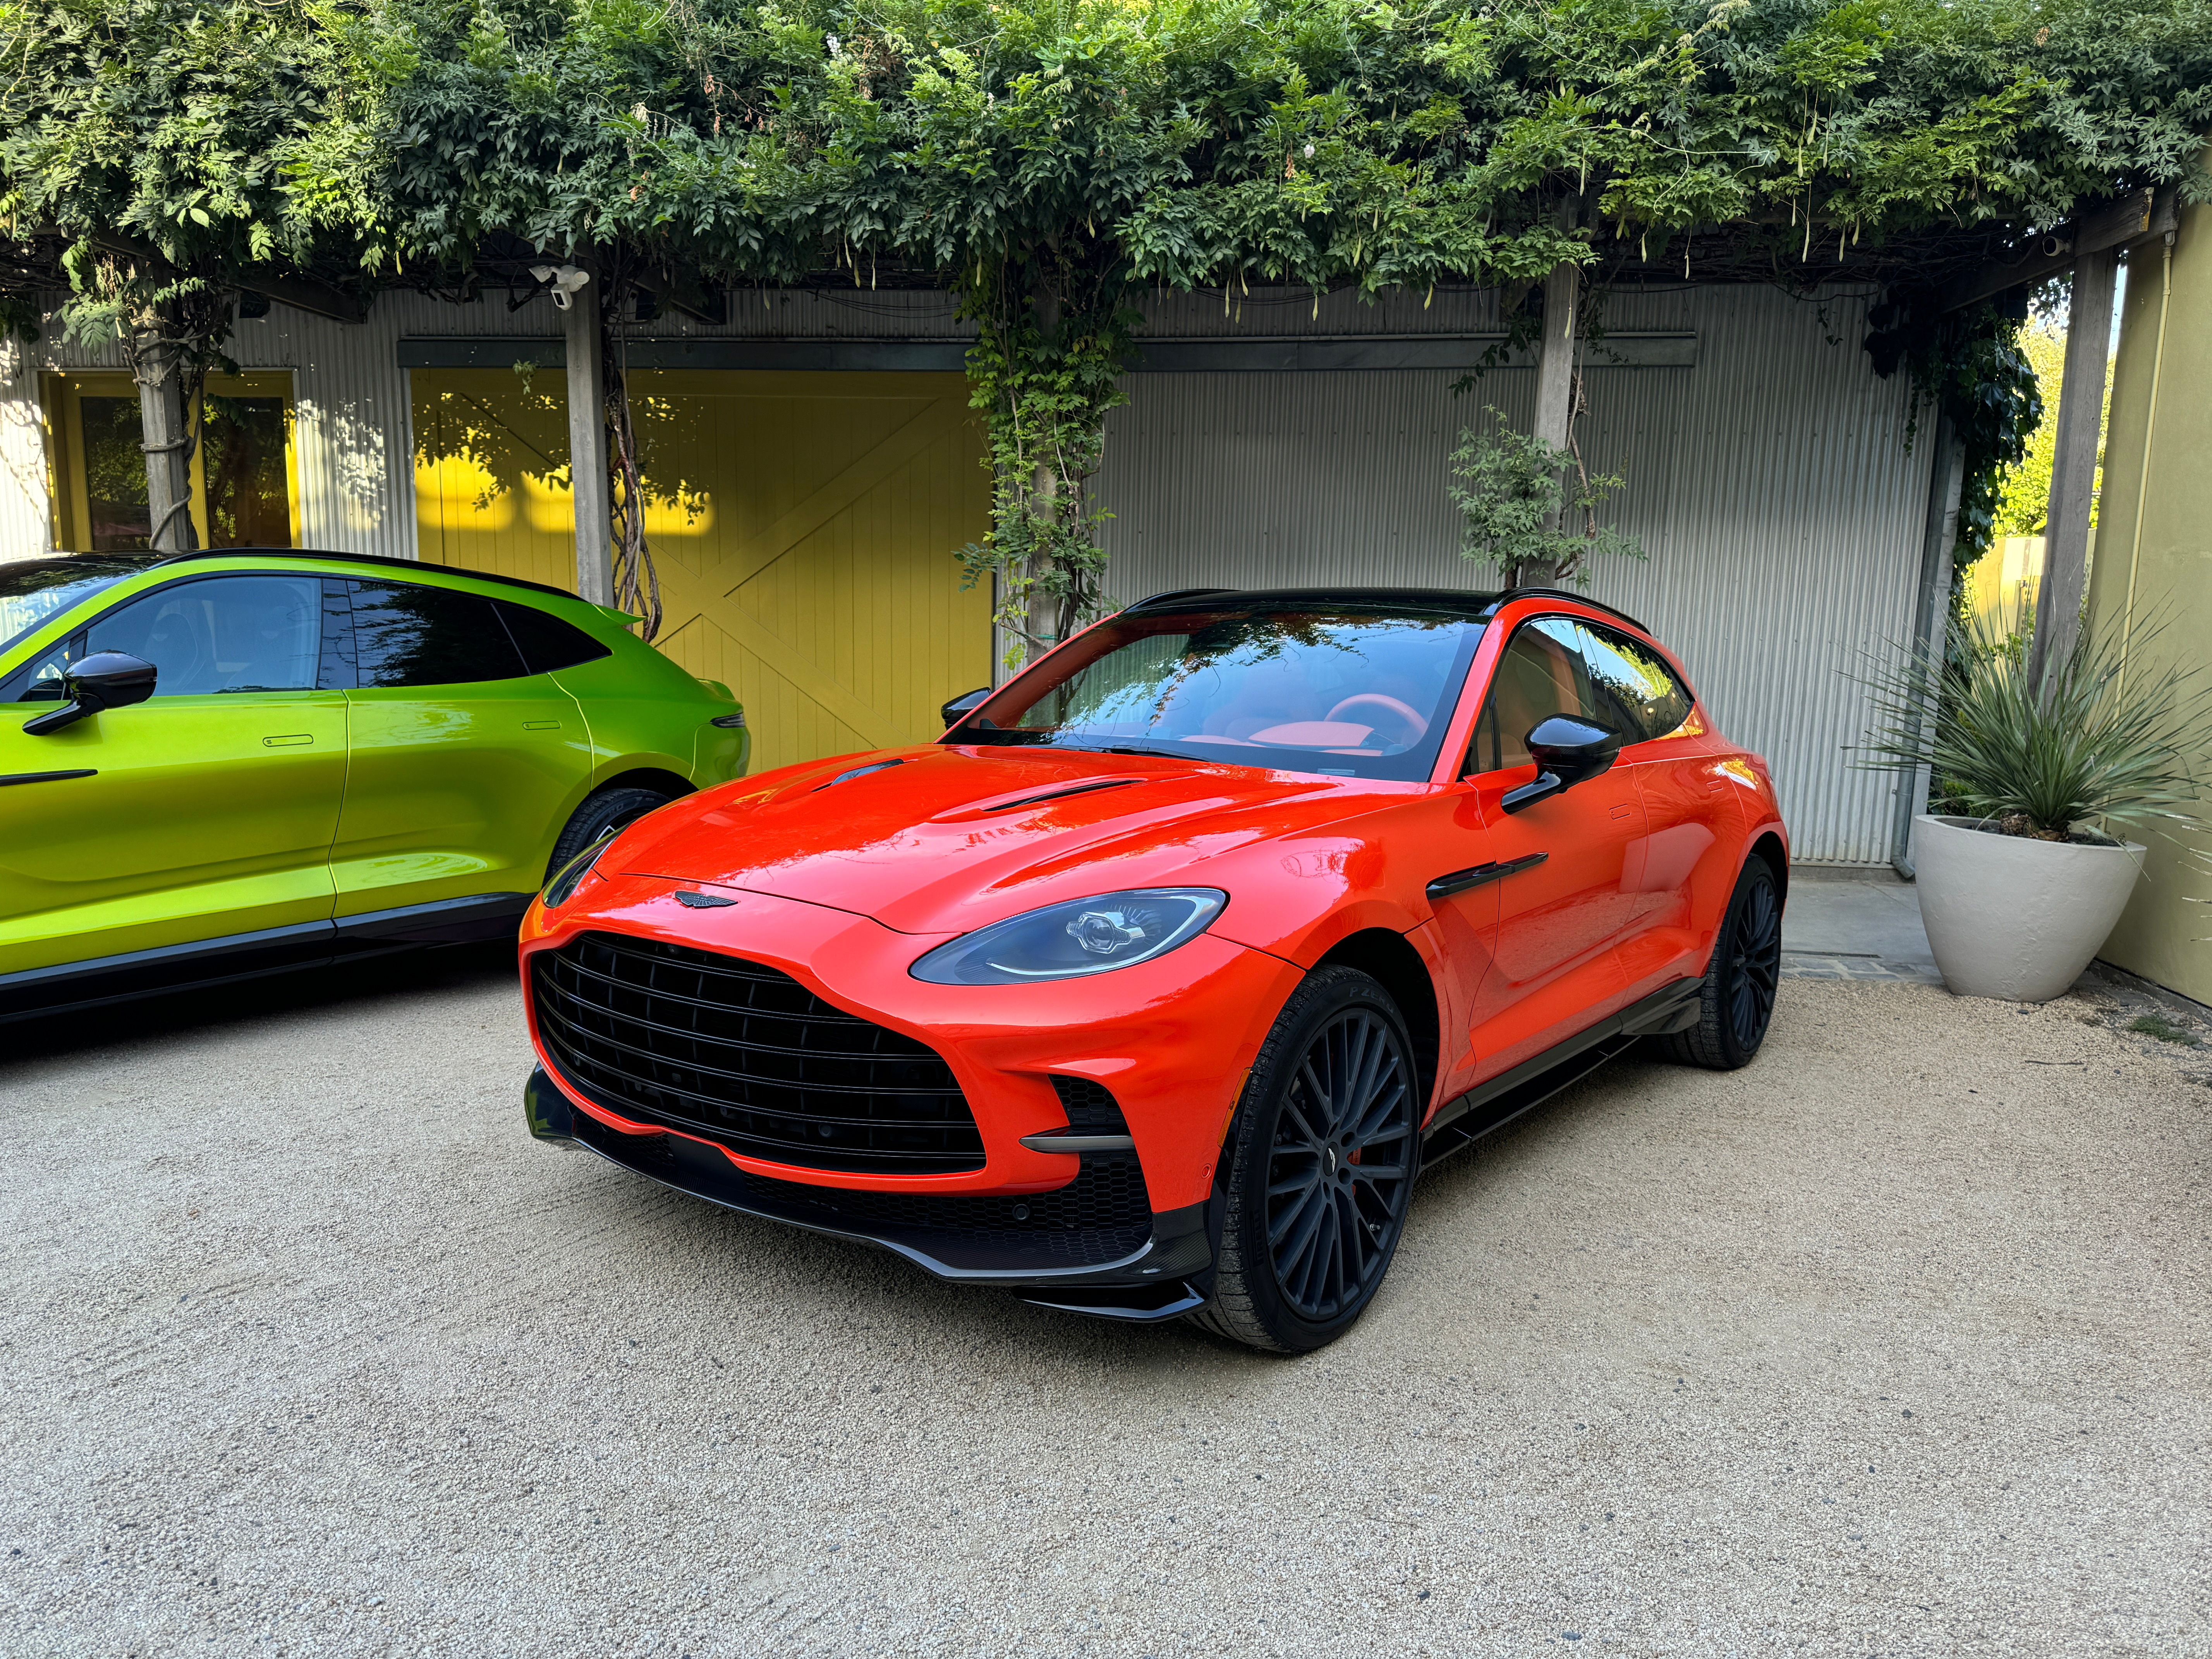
1187 966 1422 1354
544 786 677 885
1655 855 1783 1070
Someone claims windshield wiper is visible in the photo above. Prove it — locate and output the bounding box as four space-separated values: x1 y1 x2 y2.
1053 740 1201 762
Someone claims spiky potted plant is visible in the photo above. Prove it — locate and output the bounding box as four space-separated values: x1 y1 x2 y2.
1862 615 2209 1002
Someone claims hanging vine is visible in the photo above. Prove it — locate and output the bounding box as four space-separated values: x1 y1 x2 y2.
595 263 665 640
1864 295 2045 579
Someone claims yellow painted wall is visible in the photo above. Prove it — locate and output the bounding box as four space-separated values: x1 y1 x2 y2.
1971 535 2045 639
2083 176 2212 1005
411 368 992 775
409 368 576 586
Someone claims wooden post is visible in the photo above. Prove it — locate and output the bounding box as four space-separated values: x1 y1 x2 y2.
136 333 196 551
1522 198 1582 587
563 272 615 607
1892 414 1966 874
2027 246 2119 685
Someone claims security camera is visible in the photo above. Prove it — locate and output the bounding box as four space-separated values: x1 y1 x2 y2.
528 264 592 310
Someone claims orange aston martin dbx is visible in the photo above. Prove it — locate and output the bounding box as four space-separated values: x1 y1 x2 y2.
518 587 1787 1352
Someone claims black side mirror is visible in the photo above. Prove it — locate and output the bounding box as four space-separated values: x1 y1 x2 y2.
940 686 992 731
1501 714 1622 814
22 652 158 737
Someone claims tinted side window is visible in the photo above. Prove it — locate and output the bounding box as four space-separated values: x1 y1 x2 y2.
1579 623 1693 742
5 575 324 698
315 579 355 689
1467 618 1597 773
0 649 70 703
341 580 529 689
493 598 611 675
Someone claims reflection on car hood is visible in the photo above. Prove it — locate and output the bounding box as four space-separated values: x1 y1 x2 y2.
610 744 1412 934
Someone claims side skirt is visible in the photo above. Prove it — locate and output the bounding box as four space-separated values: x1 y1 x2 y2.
0 893 534 1022
1420 977 1703 1168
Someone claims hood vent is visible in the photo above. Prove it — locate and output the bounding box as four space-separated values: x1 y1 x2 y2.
815 759 907 791
981 778 1144 814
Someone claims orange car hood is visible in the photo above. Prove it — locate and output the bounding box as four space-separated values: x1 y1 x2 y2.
611 744 1415 935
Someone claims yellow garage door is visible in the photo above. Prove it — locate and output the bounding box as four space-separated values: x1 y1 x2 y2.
411 368 992 773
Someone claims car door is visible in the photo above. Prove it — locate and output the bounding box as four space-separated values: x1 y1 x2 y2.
0 572 347 977
1575 620 1745 996
1455 615 1650 1078
326 577 589 920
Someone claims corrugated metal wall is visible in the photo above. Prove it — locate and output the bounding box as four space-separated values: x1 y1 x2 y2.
0 287 977 562
2 280 1929 861
1092 285 1930 864
0 338 51 556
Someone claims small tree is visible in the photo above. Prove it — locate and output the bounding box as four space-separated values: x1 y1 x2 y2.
1449 406 1644 590
1 0 393 546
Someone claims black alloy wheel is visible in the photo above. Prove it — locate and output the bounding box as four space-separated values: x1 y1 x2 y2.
1190 967 1421 1353
1657 855 1783 1070
544 785 679 885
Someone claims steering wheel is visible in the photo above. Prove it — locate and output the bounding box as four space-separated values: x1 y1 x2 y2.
1325 693 1428 747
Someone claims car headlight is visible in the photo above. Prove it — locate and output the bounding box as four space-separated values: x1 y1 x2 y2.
543 834 618 909
909 888 1226 985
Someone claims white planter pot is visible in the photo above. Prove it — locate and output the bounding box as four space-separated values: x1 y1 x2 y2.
1911 814 2145 1002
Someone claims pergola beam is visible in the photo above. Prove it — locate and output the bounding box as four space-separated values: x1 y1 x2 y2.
87 234 368 324
1941 189 2175 315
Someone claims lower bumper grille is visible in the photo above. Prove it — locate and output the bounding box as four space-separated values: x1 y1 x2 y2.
742 1154 1152 1267
531 930 983 1173
569 1110 1155 1272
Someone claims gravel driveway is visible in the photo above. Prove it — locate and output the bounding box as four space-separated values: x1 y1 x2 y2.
3 947 2207 1657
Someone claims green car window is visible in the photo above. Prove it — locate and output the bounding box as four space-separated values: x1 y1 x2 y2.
0 554 160 660
333 579 529 689
1 573 323 698
493 598 611 676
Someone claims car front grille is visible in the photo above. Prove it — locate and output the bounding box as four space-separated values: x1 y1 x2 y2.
531 931 984 1174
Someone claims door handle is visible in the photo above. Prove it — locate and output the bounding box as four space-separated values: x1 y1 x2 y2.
263 733 315 748
1427 852 1549 901
0 768 98 787
1610 803 1633 820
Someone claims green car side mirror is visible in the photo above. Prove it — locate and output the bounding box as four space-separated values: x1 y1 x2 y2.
22 652 158 737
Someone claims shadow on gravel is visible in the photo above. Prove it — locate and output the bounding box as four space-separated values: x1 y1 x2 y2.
4 939 521 1064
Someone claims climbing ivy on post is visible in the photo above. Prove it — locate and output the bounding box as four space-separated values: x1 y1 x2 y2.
955 253 1137 669
57 251 237 550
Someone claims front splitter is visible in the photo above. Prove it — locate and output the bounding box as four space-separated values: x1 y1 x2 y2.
525 1066 1213 1306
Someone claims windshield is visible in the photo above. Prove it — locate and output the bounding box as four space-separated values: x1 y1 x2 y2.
0 554 161 660
949 599 1486 781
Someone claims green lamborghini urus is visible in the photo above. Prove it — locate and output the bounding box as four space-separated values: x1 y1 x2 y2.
0 548 749 1019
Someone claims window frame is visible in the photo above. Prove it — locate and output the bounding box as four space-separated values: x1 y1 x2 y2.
40 369 302 554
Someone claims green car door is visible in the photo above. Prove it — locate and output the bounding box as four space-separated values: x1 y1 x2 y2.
1 549 745 1017
323 576 598 919
0 570 348 977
